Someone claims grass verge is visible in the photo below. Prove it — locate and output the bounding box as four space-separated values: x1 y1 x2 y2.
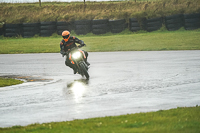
0 77 23 87
0 106 199 133
0 29 200 54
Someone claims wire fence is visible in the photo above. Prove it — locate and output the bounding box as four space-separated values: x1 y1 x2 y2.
0 0 161 3
1 0 117 3
1 0 79 3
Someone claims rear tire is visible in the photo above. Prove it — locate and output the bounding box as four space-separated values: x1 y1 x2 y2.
80 63 89 79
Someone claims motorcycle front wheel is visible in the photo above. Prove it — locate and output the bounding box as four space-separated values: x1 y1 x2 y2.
79 63 89 79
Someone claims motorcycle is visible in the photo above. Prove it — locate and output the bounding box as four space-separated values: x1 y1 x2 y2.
66 45 90 79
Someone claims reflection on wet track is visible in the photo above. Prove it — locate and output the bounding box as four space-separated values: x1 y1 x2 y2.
66 79 89 103
0 51 200 127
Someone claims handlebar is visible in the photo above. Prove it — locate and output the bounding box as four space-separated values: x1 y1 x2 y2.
61 44 86 57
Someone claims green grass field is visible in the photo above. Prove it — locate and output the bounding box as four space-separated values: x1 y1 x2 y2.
0 29 200 54
0 106 199 133
1 0 200 23
0 77 23 87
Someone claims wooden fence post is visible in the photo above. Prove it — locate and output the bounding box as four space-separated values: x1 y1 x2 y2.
83 0 86 12
39 0 41 7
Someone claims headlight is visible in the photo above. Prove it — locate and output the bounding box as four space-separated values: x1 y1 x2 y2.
72 51 81 59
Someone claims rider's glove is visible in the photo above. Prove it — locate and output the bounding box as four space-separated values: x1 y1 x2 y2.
79 40 86 47
80 43 86 47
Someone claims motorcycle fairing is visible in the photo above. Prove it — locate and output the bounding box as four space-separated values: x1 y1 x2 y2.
69 54 75 64
69 49 86 64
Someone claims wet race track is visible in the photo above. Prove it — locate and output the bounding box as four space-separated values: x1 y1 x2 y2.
0 51 200 127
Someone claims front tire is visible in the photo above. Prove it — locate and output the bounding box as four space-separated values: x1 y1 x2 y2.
80 63 89 79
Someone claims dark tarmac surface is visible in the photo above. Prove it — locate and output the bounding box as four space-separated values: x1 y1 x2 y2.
0 51 200 127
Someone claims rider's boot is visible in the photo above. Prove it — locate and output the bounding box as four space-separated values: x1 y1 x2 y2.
84 51 90 66
85 57 90 66
86 60 90 66
66 61 77 74
72 65 77 74
65 60 68 66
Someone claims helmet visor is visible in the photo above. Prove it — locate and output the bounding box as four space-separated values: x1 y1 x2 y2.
63 35 69 39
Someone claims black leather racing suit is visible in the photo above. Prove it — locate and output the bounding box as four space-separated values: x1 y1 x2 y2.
60 36 88 70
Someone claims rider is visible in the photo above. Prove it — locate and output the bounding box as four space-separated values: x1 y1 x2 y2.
60 30 89 74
